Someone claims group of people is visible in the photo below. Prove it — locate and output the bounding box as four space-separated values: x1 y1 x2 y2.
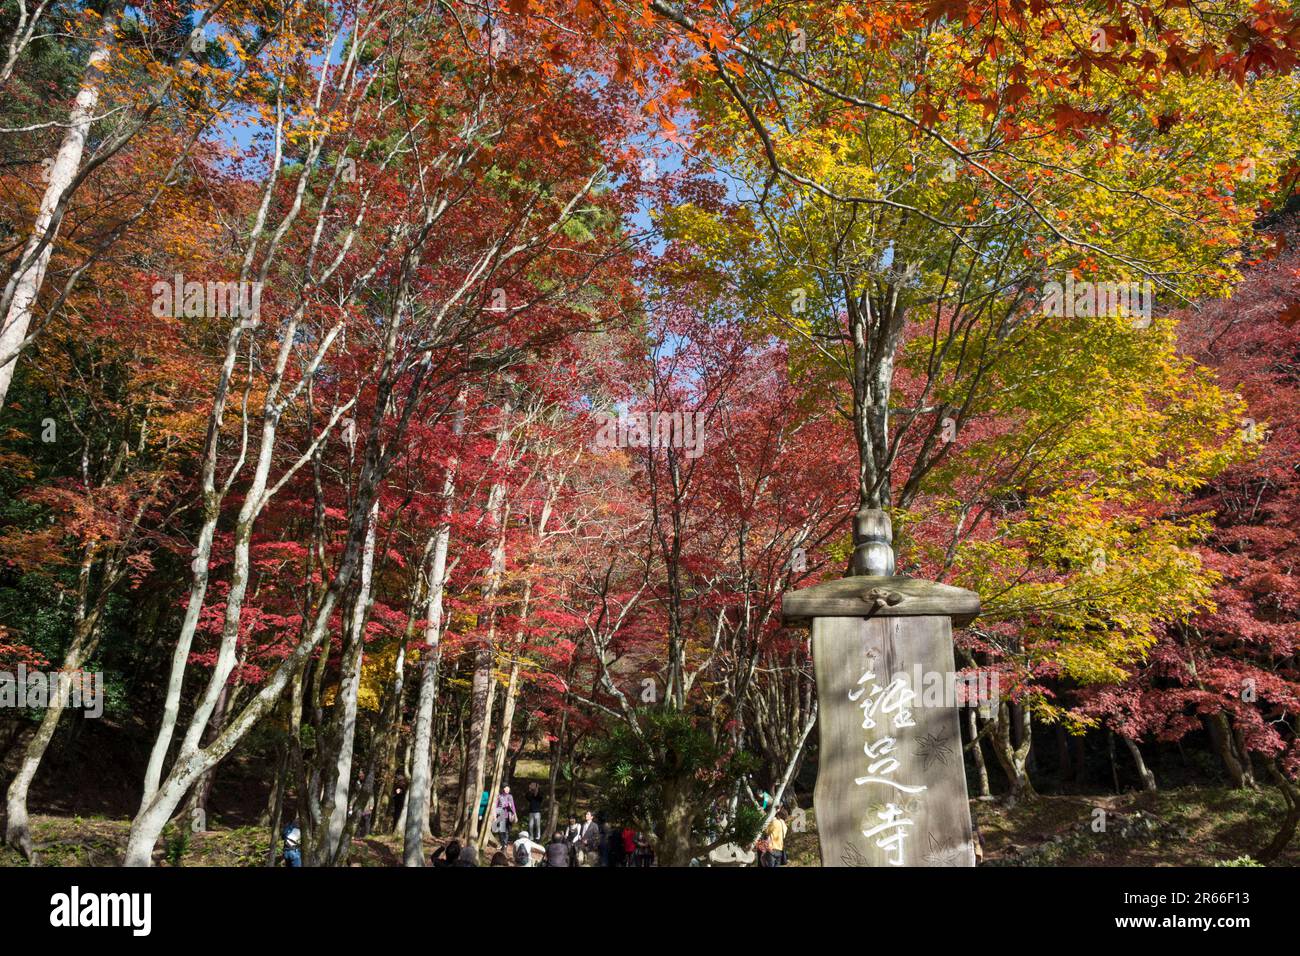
280 778 791 867
417 812 657 868
502 809 657 868
473 781 655 867
441 777 791 868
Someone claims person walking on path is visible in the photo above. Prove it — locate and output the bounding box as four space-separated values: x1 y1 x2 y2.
492 786 518 846
525 782 544 841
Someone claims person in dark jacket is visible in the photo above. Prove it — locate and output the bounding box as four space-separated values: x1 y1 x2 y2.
607 824 626 867
525 782 544 841
430 839 461 867
576 810 601 866
544 831 576 867
597 815 611 867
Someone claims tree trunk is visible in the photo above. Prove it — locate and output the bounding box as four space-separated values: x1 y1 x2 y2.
394 734 414 837
461 638 500 841
1122 736 1158 793
315 500 378 865
759 699 817 830
477 578 533 850
5 548 101 856
427 723 442 836
187 681 231 832
372 642 404 834
1231 722 1257 789
478 649 522 850
266 744 289 866
1259 760 1299 864
452 706 468 827
659 776 695 867
126 462 387 865
403 517 452 865
0 6 117 408
967 708 991 799
506 710 529 784
458 492 508 839
990 701 1036 804
1206 712 1256 789
545 706 568 838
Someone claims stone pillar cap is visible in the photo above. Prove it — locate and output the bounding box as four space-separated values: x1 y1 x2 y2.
781 575 980 628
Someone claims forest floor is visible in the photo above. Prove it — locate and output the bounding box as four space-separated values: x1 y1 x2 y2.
780 786 1298 867
969 787 1299 866
1 786 1295 866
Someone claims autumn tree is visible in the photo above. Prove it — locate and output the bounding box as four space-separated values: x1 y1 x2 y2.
123 0 642 865
1081 217 1300 859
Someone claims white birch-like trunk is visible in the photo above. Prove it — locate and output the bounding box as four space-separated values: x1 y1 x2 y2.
461 492 507 838
1123 736 1158 793
402 396 464 864
395 734 414 837
478 581 531 851
321 500 379 862
4 624 98 855
4 547 100 855
0 13 114 409
759 698 817 830
402 515 452 865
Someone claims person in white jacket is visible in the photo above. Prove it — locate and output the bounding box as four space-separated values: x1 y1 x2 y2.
512 829 541 867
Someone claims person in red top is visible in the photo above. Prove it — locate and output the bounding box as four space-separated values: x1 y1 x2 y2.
621 826 636 865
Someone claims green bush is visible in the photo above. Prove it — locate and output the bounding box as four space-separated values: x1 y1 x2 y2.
594 707 757 850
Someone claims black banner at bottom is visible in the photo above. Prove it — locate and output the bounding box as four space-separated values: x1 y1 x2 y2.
7 865 1283 943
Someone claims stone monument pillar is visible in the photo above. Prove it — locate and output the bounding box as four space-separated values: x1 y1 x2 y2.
781 507 981 867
